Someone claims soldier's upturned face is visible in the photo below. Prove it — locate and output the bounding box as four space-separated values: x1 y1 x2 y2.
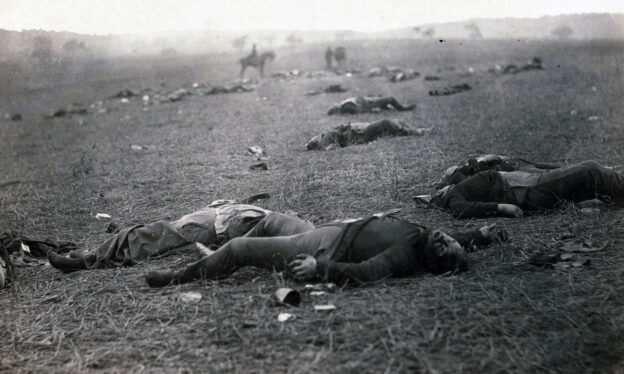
428 230 467 274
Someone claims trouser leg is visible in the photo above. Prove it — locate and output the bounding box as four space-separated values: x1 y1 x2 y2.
377 97 412 111
244 212 315 237
153 226 342 285
525 161 624 208
341 103 358 114
358 119 405 142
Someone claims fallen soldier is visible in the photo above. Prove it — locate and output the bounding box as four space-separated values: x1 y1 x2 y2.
46 104 89 118
437 154 562 188
368 66 405 77
145 216 504 287
328 96 415 115
201 84 255 95
429 84 471 96
47 200 314 272
305 84 348 96
306 119 432 151
422 161 624 218
502 57 543 74
389 69 420 82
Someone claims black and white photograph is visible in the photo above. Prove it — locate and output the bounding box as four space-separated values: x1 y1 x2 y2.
1 1 624 372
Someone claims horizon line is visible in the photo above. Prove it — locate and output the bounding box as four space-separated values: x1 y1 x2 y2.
1 11 621 37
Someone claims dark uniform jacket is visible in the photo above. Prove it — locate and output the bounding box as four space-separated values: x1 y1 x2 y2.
314 217 489 285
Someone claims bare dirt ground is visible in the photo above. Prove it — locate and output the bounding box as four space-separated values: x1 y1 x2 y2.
1 39 624 373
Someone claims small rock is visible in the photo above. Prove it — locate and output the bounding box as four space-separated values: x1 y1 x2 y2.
314 304 337 312
242 320 258 328
250 162 268 171
179 292 202 303
572 258 591 267
580 207 599 214
278 313 294 322
95 213 111 220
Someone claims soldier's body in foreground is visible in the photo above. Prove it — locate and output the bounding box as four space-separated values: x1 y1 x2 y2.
145 216 502 287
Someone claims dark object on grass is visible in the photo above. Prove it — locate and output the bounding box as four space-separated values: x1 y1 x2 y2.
0 246 12 289
528 252 559 267
429 83 471 96
47 104 88 118
0 232 76 286
250 163 269 171
306 84 348 96
503 57 543 74
274 288 302 306
529 251 591 269
424 76 440 81
0 232 76 257
240 193 271 204
105 222 120 234
111 89 138 99
325 84 347 93
10 113 22 121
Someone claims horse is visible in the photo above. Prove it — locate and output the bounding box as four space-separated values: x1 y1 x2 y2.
239 51 275 77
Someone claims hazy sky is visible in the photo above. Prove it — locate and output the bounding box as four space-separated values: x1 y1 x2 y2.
1 0 623 35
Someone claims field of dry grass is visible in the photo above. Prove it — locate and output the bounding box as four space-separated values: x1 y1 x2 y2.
1 39 624 373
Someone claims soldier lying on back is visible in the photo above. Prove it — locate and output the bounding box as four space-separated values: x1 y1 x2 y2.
145 215 504 288
307 119 432 151
328 96 415 115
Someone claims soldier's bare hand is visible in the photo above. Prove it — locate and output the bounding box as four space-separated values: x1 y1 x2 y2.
478 223 497 240
497 204 523 217
288 254 317 281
